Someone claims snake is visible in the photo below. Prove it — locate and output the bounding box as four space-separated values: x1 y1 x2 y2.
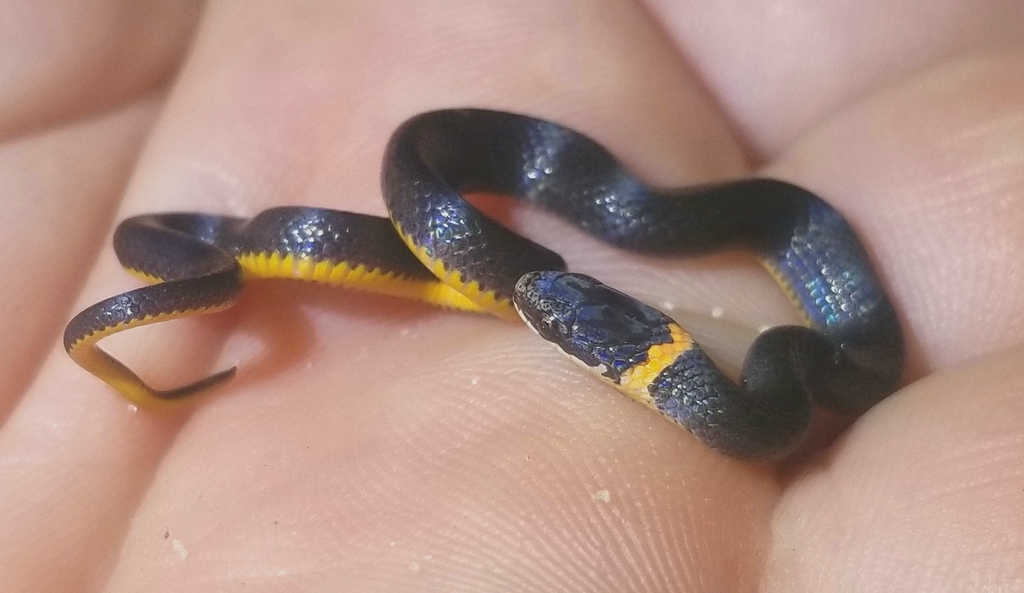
63 108 904 460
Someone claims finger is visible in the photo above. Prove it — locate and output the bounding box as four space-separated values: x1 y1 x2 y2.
644 0 1024 154
0 99 160 417
0 0 201 139
757 48 1024 592
768 50 1024 374
0 98 164 590
767 342 1024 591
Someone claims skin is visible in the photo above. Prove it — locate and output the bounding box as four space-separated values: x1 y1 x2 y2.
1 0 1022 591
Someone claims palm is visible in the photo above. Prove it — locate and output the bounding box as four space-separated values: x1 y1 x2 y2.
2 1 1022 590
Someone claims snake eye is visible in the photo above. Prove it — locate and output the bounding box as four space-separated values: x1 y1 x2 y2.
536 314 564 339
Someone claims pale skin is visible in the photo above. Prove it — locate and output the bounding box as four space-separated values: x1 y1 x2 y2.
1 1 1023 591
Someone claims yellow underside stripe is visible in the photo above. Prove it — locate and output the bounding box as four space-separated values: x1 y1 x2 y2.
79 240 514 406
391 224 517 320
235 251 485 314
758 259 813 327
124 267 166 284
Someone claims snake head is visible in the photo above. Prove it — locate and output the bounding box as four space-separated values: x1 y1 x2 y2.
513 271 676 384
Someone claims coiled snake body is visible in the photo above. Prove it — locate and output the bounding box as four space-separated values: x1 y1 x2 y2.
65 109 904 460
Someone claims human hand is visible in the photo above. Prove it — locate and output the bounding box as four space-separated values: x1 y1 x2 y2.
2 1 1022 590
